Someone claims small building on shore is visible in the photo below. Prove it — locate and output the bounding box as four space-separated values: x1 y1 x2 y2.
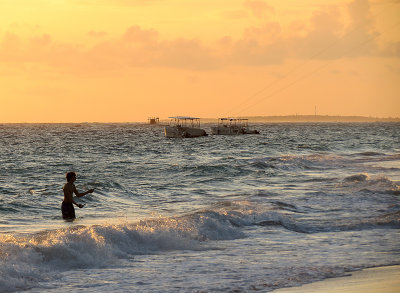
148 117 160 125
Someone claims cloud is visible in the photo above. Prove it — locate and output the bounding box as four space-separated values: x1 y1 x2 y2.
244 0 274 18
159 38 222 70
309 6 342 33
225 22 286 66
0 0 398 74
226 0 399 64
220 0 390 65
382 41 400 57
116 26 222 70
348 0 373 28
0 31 84 74
243 22 282 44
229 39 287 66
0 33 22 61
343 0 379 55
282 0 384 59
122 25 159 43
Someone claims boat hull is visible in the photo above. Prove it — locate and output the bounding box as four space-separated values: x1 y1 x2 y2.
164 126 208 138
211 126 259 135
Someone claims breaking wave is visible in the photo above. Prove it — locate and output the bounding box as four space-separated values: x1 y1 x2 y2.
245 152 400 173
0 199 399 292
340 173 400 195
0 201 263 292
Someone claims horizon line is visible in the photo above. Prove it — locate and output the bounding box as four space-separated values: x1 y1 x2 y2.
1 114 400 124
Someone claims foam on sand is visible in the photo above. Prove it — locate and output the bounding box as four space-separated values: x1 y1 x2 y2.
272 265 400 293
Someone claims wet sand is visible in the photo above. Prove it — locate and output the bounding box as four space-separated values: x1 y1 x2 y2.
273 265 400 293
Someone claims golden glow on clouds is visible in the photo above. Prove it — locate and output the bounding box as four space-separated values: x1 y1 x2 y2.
0 0 399 122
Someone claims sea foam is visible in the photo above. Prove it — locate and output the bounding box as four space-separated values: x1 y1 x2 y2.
0 201 258 292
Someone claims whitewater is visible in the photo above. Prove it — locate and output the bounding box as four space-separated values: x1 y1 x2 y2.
0 123 399 292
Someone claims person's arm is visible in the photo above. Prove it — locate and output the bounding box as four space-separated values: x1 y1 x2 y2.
73 185 94 197
71 198 84 208
72 185 94 208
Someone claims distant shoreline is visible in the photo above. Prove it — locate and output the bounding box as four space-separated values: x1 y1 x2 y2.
200 115 400 123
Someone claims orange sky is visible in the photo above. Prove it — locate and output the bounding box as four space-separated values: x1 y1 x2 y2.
0 0 399 122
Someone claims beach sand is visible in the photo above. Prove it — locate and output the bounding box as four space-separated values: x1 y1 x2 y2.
273 265 400 293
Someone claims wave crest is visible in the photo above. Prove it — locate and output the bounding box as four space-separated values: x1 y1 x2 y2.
340 173 399 195
0 203 255 292
344 173 370 182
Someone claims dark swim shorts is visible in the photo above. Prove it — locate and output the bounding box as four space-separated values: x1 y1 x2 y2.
61 202 76 219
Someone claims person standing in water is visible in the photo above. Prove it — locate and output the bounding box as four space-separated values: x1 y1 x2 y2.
62 171 94 219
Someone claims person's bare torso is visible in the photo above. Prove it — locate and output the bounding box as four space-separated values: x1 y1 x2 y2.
63 182 76 203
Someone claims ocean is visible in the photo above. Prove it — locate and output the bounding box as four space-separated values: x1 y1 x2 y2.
0 122 399 292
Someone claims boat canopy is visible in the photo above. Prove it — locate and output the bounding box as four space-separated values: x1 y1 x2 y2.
169 116 201 120
168 116 202 128
218 118 248 122
218 118 248 125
